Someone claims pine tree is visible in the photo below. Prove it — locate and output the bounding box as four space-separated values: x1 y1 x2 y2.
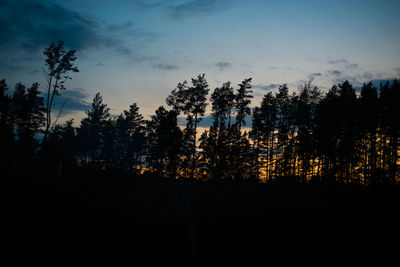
0 79 14 165
295 80 321 180
123 103 146 171
233 78 253 180
359 82 379 184
251 91 277 181
202 82 235 179
13 82 45 163
147 106 182 177
337 80 358 184
167 74 209 179
379 79 400 183
275 84 291 177
77 93 110 164
47 119 77 172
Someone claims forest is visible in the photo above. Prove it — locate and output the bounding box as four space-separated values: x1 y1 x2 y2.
1 41 399 185
3 42 400 266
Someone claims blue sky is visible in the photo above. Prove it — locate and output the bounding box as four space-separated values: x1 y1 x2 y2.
1 0 399 123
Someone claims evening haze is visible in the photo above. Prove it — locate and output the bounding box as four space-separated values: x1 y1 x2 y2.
1 0 399 123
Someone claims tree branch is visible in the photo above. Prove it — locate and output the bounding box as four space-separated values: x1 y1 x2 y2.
51 97 69 130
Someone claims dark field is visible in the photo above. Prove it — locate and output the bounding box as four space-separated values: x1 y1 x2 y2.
5 169 400 266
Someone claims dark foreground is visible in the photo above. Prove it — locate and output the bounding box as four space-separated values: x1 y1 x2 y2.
4 169 400 266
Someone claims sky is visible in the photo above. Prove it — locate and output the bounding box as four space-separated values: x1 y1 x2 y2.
1 0 400 125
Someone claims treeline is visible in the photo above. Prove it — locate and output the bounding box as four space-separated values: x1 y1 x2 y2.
0 42 399 185
1 76 399 185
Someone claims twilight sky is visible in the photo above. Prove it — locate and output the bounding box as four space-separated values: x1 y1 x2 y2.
1 0 400 123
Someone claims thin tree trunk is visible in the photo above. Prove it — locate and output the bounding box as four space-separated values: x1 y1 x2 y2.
370 132 376 181
44 78 52 143
192 113 198 180
44 77 59 143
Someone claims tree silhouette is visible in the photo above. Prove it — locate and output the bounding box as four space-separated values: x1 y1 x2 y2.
250 91 277 180
235 78 253 131
12 82 45 163
101 118 117 168
336 81 358 184
121 103 146 172
43 40 79 143
2 45 399 185
359 82 379 184
167 74 209 179
274 84 292 177
77 92 110 164
379 79 400 183
147 106 182 177
47 119 76 173
200 82 235 179
231 78 253 180
295 80 321 180
0 80 14 165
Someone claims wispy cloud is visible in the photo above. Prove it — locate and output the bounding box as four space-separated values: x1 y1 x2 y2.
215 61 231 71
327 59 358 69
310 72 322 76
169 0 236 19
153 63 179 70
328 70 342 76
252 83 280 91
308 72 323 79
325 69 393 90
107 20 135 32
327 59 348 64
45 88 91 115
128 0 168 9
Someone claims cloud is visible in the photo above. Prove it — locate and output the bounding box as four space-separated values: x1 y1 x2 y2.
326 69 394 91
394 67 400 73
0 0 100 51
327 59 348 65
310 72 322 76
327 59 358 69
128 0 168 9
252 83 280 91
129 0 237 19
46 88 91 115
362 72 374 80
153 63 179 70
308 72 322 79
0 0 157 57
215 61 231 71
107 20 135 32
169 0 236 19
347 63 358 69
0 58 35 76
328 70 342 76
